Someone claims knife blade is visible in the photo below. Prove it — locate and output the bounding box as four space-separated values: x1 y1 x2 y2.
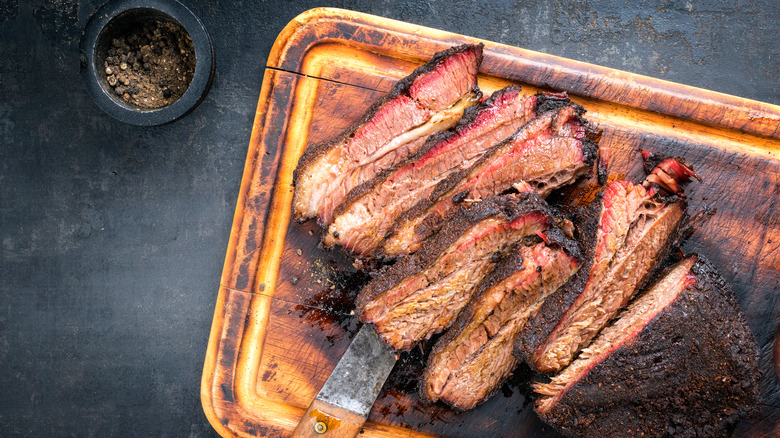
291 323 397 438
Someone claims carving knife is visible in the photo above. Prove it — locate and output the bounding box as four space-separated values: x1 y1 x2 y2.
290 323 397 438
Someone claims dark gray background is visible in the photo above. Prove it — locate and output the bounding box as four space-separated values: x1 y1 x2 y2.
1 0 778 436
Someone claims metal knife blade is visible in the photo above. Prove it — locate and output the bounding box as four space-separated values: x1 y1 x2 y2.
318 324 398 416
290 324 397 438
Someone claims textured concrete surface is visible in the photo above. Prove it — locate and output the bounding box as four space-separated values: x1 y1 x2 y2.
1 0 778 436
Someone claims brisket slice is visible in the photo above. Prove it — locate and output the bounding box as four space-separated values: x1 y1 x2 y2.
382 100 598 258
293 44 483 224
516 157 697 374
422 232 580 410
323 86 538 254
356 193 561 351
515 200 600 371
642 152 700 197
533 255 761 438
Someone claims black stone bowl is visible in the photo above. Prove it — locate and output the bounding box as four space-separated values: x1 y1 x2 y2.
80 0 214 126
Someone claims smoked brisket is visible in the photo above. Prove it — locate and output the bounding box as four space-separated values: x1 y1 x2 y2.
356 193 562 351
324 85 539 255
382 99 598 258
422 231 580 410
293 44 483 224
533 255 761 438
516 157 697 374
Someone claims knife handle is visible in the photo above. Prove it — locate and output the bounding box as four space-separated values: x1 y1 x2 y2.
290 399 365 438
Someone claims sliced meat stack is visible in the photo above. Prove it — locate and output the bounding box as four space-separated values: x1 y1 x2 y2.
383 97 598 258
422 231 580 410
293 43 483 224
290 42 761 432
533 255 761 438
324 85 540 255
516 157 697 374
356 193 563 351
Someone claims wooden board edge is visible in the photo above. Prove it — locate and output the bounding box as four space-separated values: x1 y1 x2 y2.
218 68 299 293
267 7 780 139
202 66 300 436
201 286 239 438
216 67 271 292
201 287 300 438
201 284 432 438
202 7 780 437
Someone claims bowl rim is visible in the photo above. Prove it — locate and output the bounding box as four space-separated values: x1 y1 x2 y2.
80 0 215 126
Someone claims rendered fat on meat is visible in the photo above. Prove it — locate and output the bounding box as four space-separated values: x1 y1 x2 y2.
383 98 598 258
516 157 697 374
323 85 537 255
356 193 560 351
422 231 580 411
292 44 483 224
533 255 761 438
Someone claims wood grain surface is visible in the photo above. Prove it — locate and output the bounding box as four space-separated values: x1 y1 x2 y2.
201 8 780 438
290 399 367 438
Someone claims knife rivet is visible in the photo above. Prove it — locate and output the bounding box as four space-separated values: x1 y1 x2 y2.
314 421 327 434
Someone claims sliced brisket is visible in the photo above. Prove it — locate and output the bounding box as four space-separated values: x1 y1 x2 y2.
356 193 560 351
293 44 483 224
324 86 538 254
383 100 598 258
517 157 697 374
533 255 761 438
422 232 580 410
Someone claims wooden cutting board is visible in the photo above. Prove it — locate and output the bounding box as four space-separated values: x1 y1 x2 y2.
201 8 780 438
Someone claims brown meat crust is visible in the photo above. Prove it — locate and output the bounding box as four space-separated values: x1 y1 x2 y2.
292 43 483 192
329 86 518 221
356 193 555 311
421 231 580 409
381 92 595 257
537 256 762 438
514 196 601 366
418 244 529 406
515 178 690 373
444 229 581 347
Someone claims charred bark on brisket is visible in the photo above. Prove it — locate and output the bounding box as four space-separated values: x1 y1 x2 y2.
516 157 697 374
324 85 539 255
514 200 600 371
293 44 483 224
533 255 761 438
382 98 598 258
421 231 581 410
356 193 564 351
